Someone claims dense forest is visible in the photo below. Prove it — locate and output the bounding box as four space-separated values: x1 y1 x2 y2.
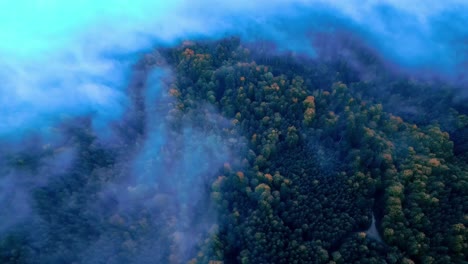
1 37 467 264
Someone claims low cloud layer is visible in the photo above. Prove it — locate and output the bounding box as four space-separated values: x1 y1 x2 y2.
0 0 466 262
0 0 466 136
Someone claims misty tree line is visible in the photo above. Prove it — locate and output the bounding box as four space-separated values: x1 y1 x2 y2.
1 37 466 264
159 37 467 263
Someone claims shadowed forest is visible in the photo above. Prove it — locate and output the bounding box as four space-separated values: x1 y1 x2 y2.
1 35 466 264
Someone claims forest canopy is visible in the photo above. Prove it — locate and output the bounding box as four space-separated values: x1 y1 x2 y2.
1 36 466 264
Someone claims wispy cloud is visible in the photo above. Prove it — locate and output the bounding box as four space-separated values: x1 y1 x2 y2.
1 0 466 136
0 1 466 261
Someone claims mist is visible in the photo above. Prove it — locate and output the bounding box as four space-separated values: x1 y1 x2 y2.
1 0 466 135
1 0 467 263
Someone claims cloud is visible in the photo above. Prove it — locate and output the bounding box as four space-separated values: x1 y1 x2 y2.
0 0 466 261
1 0 466 136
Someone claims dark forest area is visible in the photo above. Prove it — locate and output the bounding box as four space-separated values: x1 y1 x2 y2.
1 36 467 264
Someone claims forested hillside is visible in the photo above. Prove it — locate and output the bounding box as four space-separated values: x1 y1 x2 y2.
1 37 466 264
159 38 467 263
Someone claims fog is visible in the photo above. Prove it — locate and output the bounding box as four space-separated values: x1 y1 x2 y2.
0 0 466 262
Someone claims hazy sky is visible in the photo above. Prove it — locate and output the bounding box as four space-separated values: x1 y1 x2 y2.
0 0 466 136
